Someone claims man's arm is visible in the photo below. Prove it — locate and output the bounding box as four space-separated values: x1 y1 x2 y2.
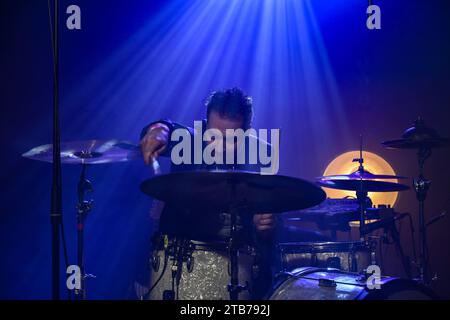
253 213 276 237
140 119 194 164
140 120 170 165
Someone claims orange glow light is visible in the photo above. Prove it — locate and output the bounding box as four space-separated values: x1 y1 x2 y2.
322 151 400 207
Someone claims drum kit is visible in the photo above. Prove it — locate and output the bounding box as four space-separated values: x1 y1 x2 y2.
23 117 448 300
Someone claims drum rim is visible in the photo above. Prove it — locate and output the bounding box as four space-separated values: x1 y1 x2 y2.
267 267 361 300
278 241 373 253
361 278 439 300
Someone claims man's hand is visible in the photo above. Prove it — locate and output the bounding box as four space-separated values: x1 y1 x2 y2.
140 123 170 165
253 213 276 234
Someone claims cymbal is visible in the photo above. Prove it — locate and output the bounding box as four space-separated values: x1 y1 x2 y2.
382 138 450 150
318 169 407 180
382 117 450 150
140 171 326 214
22 140 141 164
316 179 410 192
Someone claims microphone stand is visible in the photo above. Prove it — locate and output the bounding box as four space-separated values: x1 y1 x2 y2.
361 213 412 278
50 0 62 300
388 218 412 279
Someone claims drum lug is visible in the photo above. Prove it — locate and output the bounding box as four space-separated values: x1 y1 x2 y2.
186 256 194 273
318 278 337 288
151 254 160 272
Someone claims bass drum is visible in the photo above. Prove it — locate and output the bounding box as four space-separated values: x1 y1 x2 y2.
268 267 437 300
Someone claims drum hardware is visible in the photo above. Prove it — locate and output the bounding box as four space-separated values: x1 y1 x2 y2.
382 117 450 285
170 238 187 300
151 253 161 272
356 141 392 241
23 139 142 299
285 199 399 235
151 237 191 300
317 137 410 241
145 251 169 300
74 163 93 300
318 157 413 278
426 210 446 227
228 202 248 300
362 212 413 278
318 278 337 288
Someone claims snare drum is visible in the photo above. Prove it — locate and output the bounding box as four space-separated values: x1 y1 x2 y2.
277 241 376 273
148 236 258 300
268 267 437 300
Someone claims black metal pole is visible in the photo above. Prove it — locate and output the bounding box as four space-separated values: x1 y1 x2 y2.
50 0 62 300
356 135 366 240
227 181 247 301
75 163 94 300
415 147 431 284
229 206 239 301
76 164 87 300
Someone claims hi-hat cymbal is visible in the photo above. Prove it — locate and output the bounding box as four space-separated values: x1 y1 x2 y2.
22 140 141 164
316 179 410 192
382 118 450 150
140 170 326 214
318 169 407 181
382 138 450 150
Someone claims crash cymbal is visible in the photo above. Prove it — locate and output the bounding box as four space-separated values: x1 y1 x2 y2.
140 170 326 214
316 178 410 192
22 140 141 164
318 169 407 181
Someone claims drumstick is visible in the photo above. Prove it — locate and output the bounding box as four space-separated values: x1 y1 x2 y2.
149 157 165 220
150 156 162 175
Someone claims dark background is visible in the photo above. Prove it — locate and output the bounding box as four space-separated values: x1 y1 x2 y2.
1 0 449 299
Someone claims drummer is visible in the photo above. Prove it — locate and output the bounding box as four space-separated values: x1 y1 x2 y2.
139 87 275 297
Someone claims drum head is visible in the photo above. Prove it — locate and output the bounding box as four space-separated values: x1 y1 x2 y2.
268 267 438 300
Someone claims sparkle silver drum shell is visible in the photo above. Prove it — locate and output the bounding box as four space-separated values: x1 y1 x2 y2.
148 240 258 300
277 241 376 273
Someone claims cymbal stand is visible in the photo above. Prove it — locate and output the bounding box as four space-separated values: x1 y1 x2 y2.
227 181 248 301
353 136 368 240
414 147 431 284
75 163 93 300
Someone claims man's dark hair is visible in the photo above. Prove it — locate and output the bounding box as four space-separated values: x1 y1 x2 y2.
205 87 253 129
